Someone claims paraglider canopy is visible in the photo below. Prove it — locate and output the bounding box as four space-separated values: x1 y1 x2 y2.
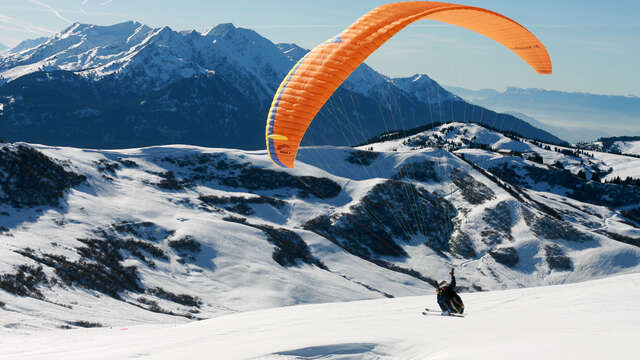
266 1 552 168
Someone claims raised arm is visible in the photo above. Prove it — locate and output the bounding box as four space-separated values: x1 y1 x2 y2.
450 269 456 289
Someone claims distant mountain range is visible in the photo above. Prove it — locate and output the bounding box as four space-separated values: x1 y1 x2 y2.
0 21 564 149
4 37 48 54
445 86 640 143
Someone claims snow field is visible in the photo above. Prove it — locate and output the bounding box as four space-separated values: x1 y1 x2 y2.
2 130 639 334
2 273 638 359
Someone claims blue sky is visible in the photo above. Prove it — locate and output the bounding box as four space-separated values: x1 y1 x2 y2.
1 0 638 96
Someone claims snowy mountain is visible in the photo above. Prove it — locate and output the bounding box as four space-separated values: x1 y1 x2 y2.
276 43 456 104
392 74 459 104
581 136 640 156
3 273 638 359
5 37 49 54
603 137 640 156
0 21 285 98
0 21 564 149
1 122 639 331
446 85 640 142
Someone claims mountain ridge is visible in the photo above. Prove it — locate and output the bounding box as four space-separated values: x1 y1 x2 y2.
0 21 565 150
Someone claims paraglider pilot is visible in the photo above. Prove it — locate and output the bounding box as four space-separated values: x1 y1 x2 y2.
437 268 464 315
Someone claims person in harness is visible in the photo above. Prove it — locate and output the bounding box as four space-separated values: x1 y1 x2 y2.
436 268 464 315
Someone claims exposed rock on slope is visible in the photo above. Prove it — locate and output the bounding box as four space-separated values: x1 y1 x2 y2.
0 144 85 207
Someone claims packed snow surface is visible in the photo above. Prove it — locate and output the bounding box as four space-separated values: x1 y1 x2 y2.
1 273 637 359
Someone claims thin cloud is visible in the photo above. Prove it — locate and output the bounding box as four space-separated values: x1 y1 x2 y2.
82 0 89 4
101 0 113 5
0 23 39 36
30 0 73 24
0 11 56 36
79 7 88 16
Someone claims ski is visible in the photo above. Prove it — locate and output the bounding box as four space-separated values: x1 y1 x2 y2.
422 311 465 317
422 308 465 317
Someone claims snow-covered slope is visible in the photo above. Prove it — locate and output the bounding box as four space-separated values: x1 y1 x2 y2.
2 273 638 359
612 141 640 156
583 137 640 157
393 74 459 104
367 122 640 183
1 122 639 331
0 22 289 99
5 37 49 54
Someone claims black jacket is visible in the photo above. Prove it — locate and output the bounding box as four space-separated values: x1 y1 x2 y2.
437 275 457 303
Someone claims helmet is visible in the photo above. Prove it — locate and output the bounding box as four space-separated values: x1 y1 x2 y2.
439 281 449 288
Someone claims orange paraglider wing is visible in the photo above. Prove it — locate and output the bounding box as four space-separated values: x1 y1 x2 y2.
266 1 552 168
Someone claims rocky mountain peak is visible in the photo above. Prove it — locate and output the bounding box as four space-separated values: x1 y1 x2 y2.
205 22 237 37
